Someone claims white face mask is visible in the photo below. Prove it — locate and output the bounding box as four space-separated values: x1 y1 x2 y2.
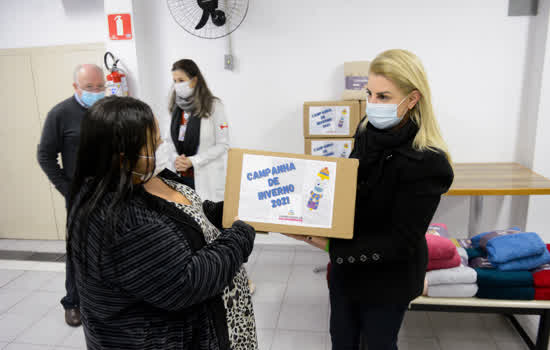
132 155 163 181
366 96 408 130
174 81 194 99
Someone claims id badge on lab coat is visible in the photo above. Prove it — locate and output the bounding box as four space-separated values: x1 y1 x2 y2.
179 111 189 141
178 124 187 141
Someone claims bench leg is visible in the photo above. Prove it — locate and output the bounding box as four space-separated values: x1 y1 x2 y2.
536 310 550 350
508 315 536 350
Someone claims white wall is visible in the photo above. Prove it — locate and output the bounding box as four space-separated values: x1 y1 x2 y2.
135 0 529 160
104 0 141 98
527 0 550 243
0 0 105 49
132 0 533 239
1 0 544 242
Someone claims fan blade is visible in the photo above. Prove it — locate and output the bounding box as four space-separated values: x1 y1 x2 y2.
195 10 210 30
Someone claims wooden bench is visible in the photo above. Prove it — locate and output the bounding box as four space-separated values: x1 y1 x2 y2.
414 163 550 350
410 297 550 350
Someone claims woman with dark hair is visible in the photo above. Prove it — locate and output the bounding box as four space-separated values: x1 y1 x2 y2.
68 96 257 350
161 58 229 202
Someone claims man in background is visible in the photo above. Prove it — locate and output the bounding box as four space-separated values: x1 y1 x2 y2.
37 64 105 327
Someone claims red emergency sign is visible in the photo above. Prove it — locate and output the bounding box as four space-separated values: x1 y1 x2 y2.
108 14 133 40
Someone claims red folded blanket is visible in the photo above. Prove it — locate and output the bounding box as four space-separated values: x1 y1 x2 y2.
426 234 457 260
535 288 550 300
533 245 550 287
425 234 461 271
426 235 461 271
427 249 461 271
534 271 550 287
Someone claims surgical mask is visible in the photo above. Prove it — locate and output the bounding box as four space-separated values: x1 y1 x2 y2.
366 96 408 130
132 155 163 181
174 81 194 99
81 90 105 107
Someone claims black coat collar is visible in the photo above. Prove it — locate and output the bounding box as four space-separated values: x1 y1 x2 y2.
359 118 425 162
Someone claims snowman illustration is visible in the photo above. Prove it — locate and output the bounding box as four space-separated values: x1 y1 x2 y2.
337 109 348 128
340 143 350 158
307 167 330 211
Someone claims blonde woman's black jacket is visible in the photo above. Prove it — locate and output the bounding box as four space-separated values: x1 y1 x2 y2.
329 119 454 304
69 170 255 350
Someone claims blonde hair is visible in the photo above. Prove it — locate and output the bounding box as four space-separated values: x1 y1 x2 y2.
363 49 451 163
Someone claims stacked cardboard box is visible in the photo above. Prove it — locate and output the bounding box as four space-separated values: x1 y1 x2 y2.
222 148 358 238
303 101 359 158
342 61 370 101
342 60 368 147
303 61 369 159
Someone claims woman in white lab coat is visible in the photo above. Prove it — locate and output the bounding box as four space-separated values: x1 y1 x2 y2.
159 58 256 295
161 58 229 202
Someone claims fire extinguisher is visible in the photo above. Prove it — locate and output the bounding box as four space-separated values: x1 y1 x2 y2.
104 52 129 97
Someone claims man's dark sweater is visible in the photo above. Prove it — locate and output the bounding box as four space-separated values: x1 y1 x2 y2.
37 96 87 199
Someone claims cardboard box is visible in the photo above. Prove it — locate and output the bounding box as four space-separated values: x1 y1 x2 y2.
223 148 359 239
342 61 370 101
303 101 360 138
304 138 354 158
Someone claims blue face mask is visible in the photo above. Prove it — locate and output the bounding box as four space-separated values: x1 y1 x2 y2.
366 96 408 130
81 90 105 107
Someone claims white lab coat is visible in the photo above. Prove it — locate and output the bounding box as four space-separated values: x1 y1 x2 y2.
157 100 229 201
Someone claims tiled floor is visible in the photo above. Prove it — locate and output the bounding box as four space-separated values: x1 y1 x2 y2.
0 239 536 349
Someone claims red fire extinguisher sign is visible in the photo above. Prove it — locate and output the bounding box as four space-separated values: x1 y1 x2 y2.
108 14 132 40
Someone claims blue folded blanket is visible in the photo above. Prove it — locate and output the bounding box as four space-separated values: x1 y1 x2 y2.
470 226 521 248
486 232 546 264
494 249 550 271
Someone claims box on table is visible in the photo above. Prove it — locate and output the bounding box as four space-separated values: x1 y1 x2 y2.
303 101 360 138
223 148 358 239
304 138 354 158
342 61 370 101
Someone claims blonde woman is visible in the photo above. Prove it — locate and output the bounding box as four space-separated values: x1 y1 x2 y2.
289 49 453 349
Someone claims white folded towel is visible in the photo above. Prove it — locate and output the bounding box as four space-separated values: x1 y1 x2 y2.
427 283 478 298
426 265 477 286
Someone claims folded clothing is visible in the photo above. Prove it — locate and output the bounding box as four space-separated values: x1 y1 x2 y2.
532 245 550 287
427 248 461 271
532 244 550 273
427 265 477 286
469 257 494 269
455 238 472 249
533 268 550 288
428 284 478 298
426 223 450 238
475 268 533 287
535 288 550 300
465 247 486 260
486 232 546 264
533 263 550 273
457 247 468 266
478 227 521 250
426 235 457 261
471 226 521 248
495 249 550 271
476 286 534 300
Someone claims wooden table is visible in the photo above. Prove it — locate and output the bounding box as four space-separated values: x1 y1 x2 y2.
445 163 550 235
414 163 550 350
